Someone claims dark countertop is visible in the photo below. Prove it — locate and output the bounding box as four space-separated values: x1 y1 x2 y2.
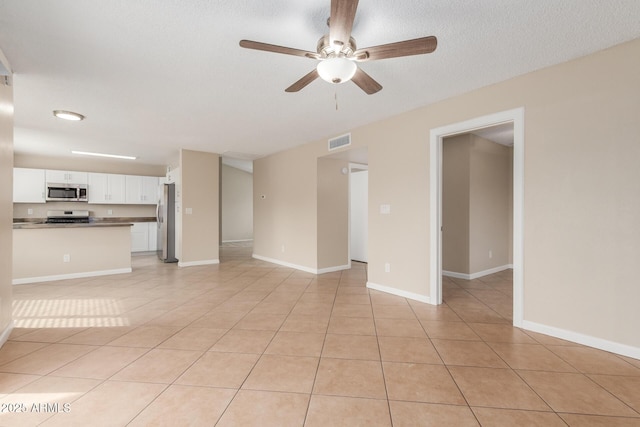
13 216 155 230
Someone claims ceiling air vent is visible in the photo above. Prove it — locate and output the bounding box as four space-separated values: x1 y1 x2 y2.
328 133 351 151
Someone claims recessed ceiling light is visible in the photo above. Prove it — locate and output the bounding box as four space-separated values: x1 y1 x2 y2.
53 110 85 121
71 150 137 160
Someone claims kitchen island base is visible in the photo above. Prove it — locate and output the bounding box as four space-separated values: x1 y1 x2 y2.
13 224 132 285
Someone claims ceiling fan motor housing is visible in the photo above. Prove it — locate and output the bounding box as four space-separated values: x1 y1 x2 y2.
317 35 356 58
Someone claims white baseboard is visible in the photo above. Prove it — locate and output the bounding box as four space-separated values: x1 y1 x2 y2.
443 264 513 280
522 320 640 360
222 239 253 243
366 281 430 304
252 254 345 275
12 268 132 285
0 321 14 348
317 264 351 274
178 259 220 268
252 254 316 274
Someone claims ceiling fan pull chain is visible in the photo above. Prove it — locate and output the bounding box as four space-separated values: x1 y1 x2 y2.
335 91 338 111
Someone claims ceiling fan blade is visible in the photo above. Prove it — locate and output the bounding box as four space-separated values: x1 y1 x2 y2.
330 0 359 49
285 69 320 92
354 36 437 61
240 40 320 59
351 68 382 95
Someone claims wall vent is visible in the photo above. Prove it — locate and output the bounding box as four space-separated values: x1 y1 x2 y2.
328 133 351 151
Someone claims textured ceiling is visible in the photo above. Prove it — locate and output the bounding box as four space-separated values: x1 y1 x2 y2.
1 0 639 166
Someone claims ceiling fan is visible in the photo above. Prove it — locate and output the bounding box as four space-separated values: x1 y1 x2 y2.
239 0 437 95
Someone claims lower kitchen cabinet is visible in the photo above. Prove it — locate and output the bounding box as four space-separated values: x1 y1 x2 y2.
131 222 158 252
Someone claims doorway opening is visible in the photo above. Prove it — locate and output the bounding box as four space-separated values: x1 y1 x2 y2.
430 108 524 327
220 156 254 261
349 163 368 264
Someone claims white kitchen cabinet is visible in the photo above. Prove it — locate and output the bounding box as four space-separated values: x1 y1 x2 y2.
148 222 158 252
125 175 159 205
130 222 149 252
131 222 158 252
46 169 88 185
13 168 46 203
88 173 126 204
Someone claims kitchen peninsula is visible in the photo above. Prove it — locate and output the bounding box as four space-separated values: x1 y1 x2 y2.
13 219 134 285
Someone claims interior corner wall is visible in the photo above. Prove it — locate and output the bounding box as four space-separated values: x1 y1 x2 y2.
179 149 219 265
442 134 471 274
221 164 253 242
469 135 511 273
253 143 319 270
317 157 349 270
0 65 14 345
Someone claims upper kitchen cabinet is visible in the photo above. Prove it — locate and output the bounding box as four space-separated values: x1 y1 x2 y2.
88 173 126 204
14 168 46 203
125 175 159 205
46 169 88 185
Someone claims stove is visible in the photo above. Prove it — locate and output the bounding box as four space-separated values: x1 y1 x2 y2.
45 210 90 224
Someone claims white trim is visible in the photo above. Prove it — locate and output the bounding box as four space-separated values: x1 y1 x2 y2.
12 268 132 285
366 281 430 304
430 107 525 328
0 321 14 348
252 254 350 275
221 239 254 243
522 320 640 360
252 254 317 274
178 259 220 268
317 264 351 274
443 264 513 280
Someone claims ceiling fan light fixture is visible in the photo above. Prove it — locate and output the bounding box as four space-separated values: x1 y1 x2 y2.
317 57 357 84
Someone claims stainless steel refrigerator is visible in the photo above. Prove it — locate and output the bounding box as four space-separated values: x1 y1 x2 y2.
157 183 178 262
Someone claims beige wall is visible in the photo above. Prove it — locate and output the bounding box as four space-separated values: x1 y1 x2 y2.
179 149 219 264
442 134 471 273
253 38 640 349
221 164 253 242
253 143 319 268
0 55 14 342
317 157 349 270
442 134 511 275
14 153 165 176
469 135 511 273
14 202 155 219
13 226 131 281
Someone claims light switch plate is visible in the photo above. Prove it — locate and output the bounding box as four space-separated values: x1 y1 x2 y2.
380 204 391 214
185 207 193 215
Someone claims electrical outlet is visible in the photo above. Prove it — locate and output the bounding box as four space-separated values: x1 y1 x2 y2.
27 208 33 215
107 209 113 215
385 263 391 273
281 245 285 253
185 207 193 215
63 254 70 263
489 250 493 259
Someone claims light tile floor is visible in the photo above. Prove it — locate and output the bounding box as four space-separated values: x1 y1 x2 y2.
1 244 639 426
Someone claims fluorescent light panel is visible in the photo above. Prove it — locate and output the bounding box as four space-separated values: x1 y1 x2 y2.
71 150 137 160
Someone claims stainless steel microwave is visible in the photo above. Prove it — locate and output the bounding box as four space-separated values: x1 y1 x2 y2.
46 183 88 202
